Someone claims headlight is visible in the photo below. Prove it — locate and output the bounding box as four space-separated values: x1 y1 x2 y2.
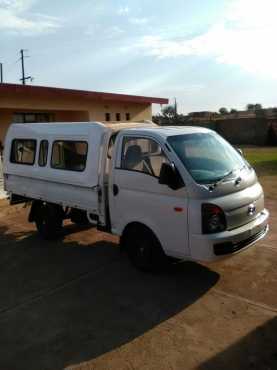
202 203 227 234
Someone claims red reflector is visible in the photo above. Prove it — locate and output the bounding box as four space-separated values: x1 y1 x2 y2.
174 207 183 212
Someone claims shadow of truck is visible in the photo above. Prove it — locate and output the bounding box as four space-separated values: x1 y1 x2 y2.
0 228 219 370
198 316 277 370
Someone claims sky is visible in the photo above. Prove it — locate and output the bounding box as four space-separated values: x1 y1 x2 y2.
0 0 277 114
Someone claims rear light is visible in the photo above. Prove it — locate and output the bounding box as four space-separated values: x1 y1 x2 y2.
202 203 227 234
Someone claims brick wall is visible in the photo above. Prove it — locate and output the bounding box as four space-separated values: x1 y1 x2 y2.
179 117 277 146
215 117 270 145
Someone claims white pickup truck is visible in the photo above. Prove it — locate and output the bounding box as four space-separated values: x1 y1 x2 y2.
3 121 269 271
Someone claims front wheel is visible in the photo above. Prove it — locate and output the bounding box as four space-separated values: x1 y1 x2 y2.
122 225 168 272
35 203 63 240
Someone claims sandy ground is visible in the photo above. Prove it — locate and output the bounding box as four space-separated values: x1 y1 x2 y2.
0 187 276 370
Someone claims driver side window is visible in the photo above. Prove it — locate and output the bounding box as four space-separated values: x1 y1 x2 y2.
121 137 169 177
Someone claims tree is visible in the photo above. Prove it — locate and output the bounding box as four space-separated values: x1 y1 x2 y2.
230 108 238 114
254 103 263 111
219 107 228 115
246 103 263 111
161 105 177 119
153 102 188 126
246 104 255 111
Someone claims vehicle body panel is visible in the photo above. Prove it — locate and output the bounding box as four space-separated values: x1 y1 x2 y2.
109 139 190 258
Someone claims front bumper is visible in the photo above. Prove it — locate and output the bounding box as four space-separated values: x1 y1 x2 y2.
190 209 269 262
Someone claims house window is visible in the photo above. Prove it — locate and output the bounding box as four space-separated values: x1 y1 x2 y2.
38 140 49 167
10 139 37 165
116 113 121 121
24 113 36 123
51 141 88 172
13 112 54 124
105 113 111 122
126 113 130 121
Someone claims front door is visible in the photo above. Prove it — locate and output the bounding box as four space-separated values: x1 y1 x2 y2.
110 135 190 259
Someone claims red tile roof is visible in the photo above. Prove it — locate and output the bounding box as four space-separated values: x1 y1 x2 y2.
0 83 168 105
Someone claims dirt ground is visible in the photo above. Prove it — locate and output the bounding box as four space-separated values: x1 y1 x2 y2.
0 179 276 370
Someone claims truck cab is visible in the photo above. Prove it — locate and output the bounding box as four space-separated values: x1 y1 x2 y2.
106 126 269 268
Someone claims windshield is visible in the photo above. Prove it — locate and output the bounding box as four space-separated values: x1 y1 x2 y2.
167 132 248 184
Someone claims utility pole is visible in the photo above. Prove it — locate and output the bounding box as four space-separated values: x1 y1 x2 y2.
20 49 32 85
0 63 3 83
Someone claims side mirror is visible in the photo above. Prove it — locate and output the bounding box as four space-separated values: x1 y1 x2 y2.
236 147 243 156
159 162 184 190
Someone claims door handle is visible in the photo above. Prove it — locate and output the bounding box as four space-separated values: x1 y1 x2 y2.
113 184 119 196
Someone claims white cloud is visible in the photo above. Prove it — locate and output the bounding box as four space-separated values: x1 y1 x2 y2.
117 6 129 15
0 0 61 34
129 17 148 25
135 0 277 79
0 0 34 12
86 25 124 40
226 0 277 28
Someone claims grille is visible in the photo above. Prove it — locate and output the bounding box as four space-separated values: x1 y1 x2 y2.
214 227 267 256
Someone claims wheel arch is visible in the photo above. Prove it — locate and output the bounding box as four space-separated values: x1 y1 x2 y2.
120 221 164 252
28 200 64 223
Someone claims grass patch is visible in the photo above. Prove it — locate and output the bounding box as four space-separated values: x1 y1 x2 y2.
243 147 277 176
243 146 277 201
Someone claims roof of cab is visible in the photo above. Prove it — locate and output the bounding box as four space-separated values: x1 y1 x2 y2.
105 121 157 131
121 125 212 138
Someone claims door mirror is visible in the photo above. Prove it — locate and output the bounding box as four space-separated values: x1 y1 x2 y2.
159 162 184 190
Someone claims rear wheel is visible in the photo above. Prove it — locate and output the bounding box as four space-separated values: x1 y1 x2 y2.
122 225 168 272
35 203 63 240
70 209 90 226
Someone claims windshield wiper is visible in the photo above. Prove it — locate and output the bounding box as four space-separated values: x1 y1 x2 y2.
208 170 235 191
216 169 234 184
208 165 247 191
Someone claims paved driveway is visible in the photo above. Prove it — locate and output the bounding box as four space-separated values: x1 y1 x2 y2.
0 197 276 370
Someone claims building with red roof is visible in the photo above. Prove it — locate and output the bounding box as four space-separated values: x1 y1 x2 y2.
0 83 168 142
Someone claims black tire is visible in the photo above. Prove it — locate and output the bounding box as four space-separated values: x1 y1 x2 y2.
70 209 90 226
122 225 168 272
35 203 63 240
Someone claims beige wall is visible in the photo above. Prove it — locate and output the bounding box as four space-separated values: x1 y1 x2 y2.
55 110 90 122
0 109 13 144
88 102 152 122
0 95 153 142
0 108 92 142
0 94 152 121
